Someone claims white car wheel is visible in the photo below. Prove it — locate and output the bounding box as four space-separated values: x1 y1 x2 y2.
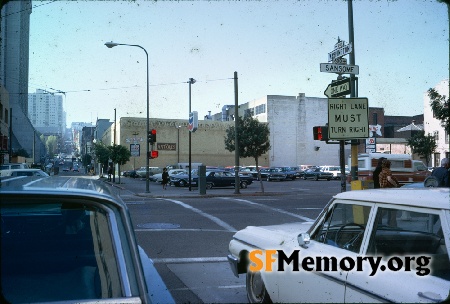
246 271 272 303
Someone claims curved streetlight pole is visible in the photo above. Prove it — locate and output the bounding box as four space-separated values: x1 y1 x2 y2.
105 41 151 193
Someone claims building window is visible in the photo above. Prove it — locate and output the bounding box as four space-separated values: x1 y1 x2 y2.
434 131 439 141
5 109 8 124
255 104 266 115
0 103 3 121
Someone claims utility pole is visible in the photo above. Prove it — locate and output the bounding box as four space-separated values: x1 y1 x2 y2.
348 0 359 185
234 71 240 194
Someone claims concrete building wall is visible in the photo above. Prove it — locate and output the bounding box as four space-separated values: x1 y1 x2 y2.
111 117 270 171
267 94 347 167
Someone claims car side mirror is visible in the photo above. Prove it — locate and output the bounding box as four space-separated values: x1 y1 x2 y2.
298 233 310 248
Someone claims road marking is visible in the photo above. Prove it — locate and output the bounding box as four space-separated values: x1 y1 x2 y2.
152 257 228 263
220 198 314 222
160 198 237 232
296 207 322 210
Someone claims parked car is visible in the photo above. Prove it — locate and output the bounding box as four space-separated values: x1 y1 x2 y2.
302 167 333 181
170 170 198 187
1 176 174 304
261 168 287 181
192 170 254 189
135 166 162 178
123 170 139 178
227 188 450 303
275 166 298 180
239 166 269 180
150 169 187 182
320 165 342 180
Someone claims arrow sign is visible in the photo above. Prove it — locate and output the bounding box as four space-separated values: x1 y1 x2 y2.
324 78 351 98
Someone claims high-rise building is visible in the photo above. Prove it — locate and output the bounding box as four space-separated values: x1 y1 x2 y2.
28 89 66 136
0 0 46 163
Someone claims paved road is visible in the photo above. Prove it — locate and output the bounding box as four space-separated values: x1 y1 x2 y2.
61 172 344 302
113 176 343 303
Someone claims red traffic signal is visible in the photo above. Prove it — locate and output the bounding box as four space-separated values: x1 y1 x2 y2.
148 129 157 144
313 126 328 141
148 150 159 159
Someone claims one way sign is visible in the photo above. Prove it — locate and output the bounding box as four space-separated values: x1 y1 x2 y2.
324 77 351 98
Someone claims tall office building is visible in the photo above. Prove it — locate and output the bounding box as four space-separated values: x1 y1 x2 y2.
1 0 45 162
28 89 66 136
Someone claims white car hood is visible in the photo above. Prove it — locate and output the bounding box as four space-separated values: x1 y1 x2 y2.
232 221 314 249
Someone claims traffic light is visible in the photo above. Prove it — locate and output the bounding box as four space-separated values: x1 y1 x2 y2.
148 129 157 144
148 151 159 159
313 126 328 141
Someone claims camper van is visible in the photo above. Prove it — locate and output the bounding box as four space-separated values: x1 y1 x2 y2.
348 153 430 185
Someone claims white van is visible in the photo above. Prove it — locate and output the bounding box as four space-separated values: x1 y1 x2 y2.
348 153 430 185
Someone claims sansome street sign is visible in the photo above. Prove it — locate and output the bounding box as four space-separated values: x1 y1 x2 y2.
328 42 352 62
328 98 369 140
320 63 359 74
324 78 351 98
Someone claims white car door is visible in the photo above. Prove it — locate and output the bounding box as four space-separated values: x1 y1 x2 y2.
345 205 450 303
263 201 373 303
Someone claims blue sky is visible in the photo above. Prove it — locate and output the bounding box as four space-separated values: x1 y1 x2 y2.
28 0 449 126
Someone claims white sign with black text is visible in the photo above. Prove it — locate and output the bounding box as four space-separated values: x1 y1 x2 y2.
328 98 369 140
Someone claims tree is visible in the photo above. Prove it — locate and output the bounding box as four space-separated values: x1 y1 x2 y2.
406 131 437 166
224 115 270 193
93 142 111 173
108 144 131 183
428 88 450 134
45 135 58 158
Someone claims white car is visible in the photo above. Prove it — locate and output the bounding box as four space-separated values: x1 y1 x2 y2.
150 169 187 183
320 165 342 180
228 188 450 303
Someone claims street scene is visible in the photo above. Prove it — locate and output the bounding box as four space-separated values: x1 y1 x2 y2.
63 169 342 303
1 0 449 303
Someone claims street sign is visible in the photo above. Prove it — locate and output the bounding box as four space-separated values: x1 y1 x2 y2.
324 78 351 98
320 63 359 74
328 98 369 140
188 111 198 132
328 42 352 62
130 144 140 157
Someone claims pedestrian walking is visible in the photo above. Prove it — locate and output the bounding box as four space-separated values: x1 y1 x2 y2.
379 159 400 188
107 165 113 182
162 168 169 190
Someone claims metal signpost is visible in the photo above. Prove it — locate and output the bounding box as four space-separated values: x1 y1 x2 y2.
320 37 367 192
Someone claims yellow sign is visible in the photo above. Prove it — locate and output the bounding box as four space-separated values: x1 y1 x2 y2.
328 98 369 139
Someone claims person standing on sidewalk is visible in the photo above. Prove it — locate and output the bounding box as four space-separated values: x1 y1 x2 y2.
162 168 169 190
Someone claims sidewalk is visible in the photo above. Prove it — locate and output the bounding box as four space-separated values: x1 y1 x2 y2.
100 175 282 198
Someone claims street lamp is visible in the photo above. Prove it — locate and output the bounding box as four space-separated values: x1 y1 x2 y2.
188 78 196 191
105 41 151 193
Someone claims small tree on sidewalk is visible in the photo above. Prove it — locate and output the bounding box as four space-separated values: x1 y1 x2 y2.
224 115 270 193
93 142 110 176
406 131 437 166
108 144 131 183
